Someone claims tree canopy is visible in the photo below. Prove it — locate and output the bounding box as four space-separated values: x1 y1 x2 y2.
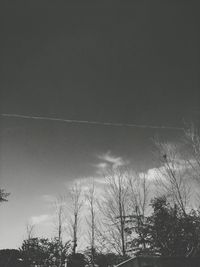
0 188 10 202
126 196 200 257
19 237 71 266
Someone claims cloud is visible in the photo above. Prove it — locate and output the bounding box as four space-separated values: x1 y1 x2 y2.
145 158 195 182
30 214 52 225
98 151 126 166
96 151 128 174
145 167 158 181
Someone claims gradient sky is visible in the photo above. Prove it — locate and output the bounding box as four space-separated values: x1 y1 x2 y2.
0 1 200 249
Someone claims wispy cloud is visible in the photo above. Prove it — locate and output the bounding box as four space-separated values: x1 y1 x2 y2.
98 151 126 166
96 151 128 174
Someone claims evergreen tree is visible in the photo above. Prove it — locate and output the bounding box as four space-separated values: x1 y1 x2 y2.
126 196 200 257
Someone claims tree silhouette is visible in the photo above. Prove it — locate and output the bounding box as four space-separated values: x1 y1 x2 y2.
127 196 200 257
0 188 10 202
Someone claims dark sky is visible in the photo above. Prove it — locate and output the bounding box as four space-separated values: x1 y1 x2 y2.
0 1 200 248
1 1 199 122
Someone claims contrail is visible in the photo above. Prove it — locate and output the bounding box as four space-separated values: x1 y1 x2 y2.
0 113 184 131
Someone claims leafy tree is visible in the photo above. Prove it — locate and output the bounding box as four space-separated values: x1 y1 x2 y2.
0 188 10 202
48 237 71 267
127 196 200 257
20 237 70 266
20 237 49 266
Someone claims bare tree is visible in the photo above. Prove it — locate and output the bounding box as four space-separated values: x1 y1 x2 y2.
127 171 149 218
53 195 66 243
85 179 96 267
68 182 83 254
26 222 35 240
126 171 150 252
52 195 67 267
98 167 129 256
184 124 200 183
154 140 191 215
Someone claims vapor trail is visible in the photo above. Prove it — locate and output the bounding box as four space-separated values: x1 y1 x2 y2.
0 113 184 131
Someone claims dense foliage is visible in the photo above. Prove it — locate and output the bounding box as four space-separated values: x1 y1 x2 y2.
126 196 200 257
19 237 70 266
0 188 10 202
0 249 23 267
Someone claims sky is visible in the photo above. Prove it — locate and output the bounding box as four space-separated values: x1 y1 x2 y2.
0 1 200 249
